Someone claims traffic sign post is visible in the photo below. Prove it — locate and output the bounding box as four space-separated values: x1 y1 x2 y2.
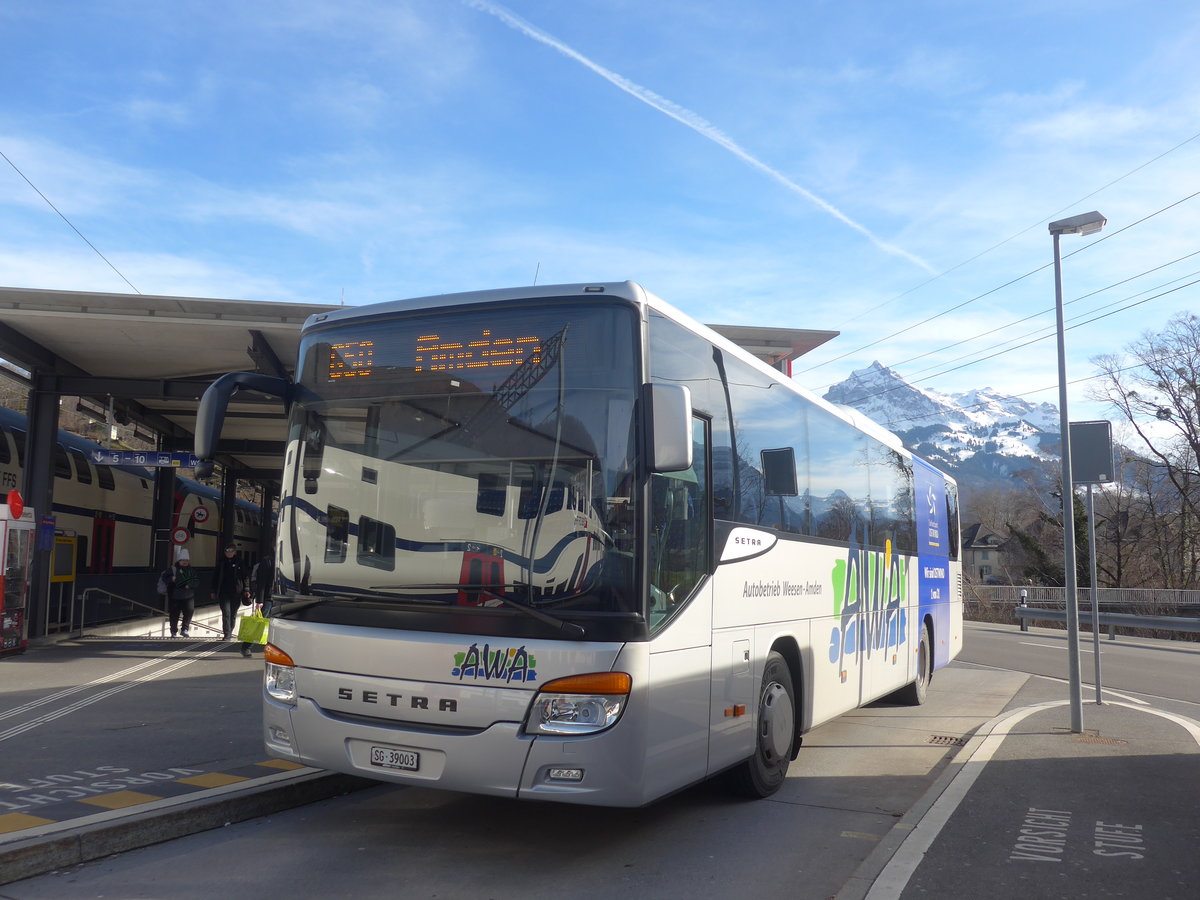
1070 420 1114 705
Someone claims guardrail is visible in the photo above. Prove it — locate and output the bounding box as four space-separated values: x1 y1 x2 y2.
1014 605 1200 640
78 588 224 639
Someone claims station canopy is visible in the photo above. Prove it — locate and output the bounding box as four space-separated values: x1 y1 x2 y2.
0 286 837 486
0 286 338 484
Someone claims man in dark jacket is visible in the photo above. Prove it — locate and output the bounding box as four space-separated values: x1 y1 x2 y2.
164 548 199 637
211 544 248 641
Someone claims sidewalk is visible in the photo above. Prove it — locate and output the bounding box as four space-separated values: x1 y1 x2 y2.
839 697 1200 899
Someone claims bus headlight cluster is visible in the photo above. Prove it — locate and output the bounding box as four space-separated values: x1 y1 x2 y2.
523 672 631 736
264 644 297 705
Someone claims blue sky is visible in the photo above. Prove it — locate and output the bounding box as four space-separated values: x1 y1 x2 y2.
2 1 1199 428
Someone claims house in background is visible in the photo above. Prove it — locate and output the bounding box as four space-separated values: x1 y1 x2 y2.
961 523 1008 583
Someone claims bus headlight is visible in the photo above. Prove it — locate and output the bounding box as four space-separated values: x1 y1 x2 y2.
524 672 631 736
264 644 297 705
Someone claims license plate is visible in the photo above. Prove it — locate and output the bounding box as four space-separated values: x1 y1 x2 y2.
370 746 420 771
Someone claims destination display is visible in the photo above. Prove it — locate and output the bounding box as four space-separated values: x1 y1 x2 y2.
324 326 544 383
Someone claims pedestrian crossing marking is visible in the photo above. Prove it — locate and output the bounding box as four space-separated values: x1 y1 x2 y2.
0 813 55 833
80 790 162 810
176 772 251 788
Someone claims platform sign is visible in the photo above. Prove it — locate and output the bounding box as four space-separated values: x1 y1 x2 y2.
90 450 201 468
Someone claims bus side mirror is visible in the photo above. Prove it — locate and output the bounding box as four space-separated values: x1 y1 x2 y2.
195 372 292 476
644 383 692 473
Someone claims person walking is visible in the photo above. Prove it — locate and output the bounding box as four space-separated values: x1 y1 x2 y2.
241 551 274 657
212 544 248 641
163 548 199 638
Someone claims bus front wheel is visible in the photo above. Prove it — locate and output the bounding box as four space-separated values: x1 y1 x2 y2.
729 651 795 799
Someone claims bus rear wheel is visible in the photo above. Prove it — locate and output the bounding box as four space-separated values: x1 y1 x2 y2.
894 623 932 706
729 651 795 799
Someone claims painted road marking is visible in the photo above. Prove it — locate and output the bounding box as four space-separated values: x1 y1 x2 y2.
864 701 1200 899
80 790 162 810
0 644 225 744
0 761 316 839
0 813 54 834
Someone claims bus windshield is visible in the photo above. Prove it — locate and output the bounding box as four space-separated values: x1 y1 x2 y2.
284 300 641 619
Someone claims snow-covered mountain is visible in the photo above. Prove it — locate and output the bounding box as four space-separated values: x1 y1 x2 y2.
822 362 1061 497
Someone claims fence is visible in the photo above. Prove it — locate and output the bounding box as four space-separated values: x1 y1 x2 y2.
966 584 1200 641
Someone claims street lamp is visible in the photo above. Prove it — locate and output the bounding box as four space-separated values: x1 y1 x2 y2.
1048 209 1106 733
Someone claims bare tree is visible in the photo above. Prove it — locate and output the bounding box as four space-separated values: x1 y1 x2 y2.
1090 313 1200 589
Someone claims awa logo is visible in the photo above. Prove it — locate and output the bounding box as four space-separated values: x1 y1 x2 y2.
828 527 908 672
452 643 538 683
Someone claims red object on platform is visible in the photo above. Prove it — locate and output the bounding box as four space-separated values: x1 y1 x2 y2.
5 490 23 519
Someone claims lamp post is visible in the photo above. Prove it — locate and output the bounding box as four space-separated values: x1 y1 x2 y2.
1048 210 1106 734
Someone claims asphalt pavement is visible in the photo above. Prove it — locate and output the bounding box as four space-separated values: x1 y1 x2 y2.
2 612 1198 898
0 608 371 885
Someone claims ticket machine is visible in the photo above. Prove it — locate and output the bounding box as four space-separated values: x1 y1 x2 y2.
1 491 36 656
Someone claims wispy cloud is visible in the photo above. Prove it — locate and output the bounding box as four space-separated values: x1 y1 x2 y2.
462 0 936 274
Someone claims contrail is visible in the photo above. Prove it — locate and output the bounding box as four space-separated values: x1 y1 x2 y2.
463 0 936 274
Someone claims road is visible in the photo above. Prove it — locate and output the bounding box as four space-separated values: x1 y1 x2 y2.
959 620 1200 708
4 621 1198 899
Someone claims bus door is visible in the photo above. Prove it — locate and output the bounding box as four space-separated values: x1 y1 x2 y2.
643 417 724 789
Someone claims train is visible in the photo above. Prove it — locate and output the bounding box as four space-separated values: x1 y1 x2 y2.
0 405 264 576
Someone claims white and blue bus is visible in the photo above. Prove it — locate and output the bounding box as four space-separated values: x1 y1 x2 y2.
197 281 961 806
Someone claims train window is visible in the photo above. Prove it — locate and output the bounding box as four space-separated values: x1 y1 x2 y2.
54 444 72 479
11 429 25 466
0 429 9 465
97 465 115 491
357 516 395 571
325 505 348 563
68 448 93 485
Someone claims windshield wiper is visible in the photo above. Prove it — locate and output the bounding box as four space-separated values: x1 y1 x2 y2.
373 583 587 639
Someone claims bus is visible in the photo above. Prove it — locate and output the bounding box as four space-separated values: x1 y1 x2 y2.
195 281 961 807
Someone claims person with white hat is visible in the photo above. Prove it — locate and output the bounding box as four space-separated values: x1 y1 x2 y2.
162 547 199 637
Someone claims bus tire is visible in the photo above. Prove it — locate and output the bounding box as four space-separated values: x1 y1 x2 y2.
729 651 795 799
894 622 932 706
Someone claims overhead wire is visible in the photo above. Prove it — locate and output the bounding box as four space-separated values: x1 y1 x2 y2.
800 187 1200 387
844 276 1200 430
0 147 140 294
828 127 1200 330
864 247 1200 377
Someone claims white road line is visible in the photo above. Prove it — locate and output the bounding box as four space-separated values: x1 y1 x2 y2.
865 700 1066 899
954 661 1151 705
0 643 224 743
864 700 1200 899
1019 641 1096 652
0 647 197 721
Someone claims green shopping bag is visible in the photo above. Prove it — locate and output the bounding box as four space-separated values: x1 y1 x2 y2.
237 610 270 644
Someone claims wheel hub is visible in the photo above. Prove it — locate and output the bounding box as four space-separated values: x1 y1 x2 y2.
760 682 794 759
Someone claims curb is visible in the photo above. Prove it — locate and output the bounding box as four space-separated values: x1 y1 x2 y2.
0 770 374 886
832 701 1025 900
